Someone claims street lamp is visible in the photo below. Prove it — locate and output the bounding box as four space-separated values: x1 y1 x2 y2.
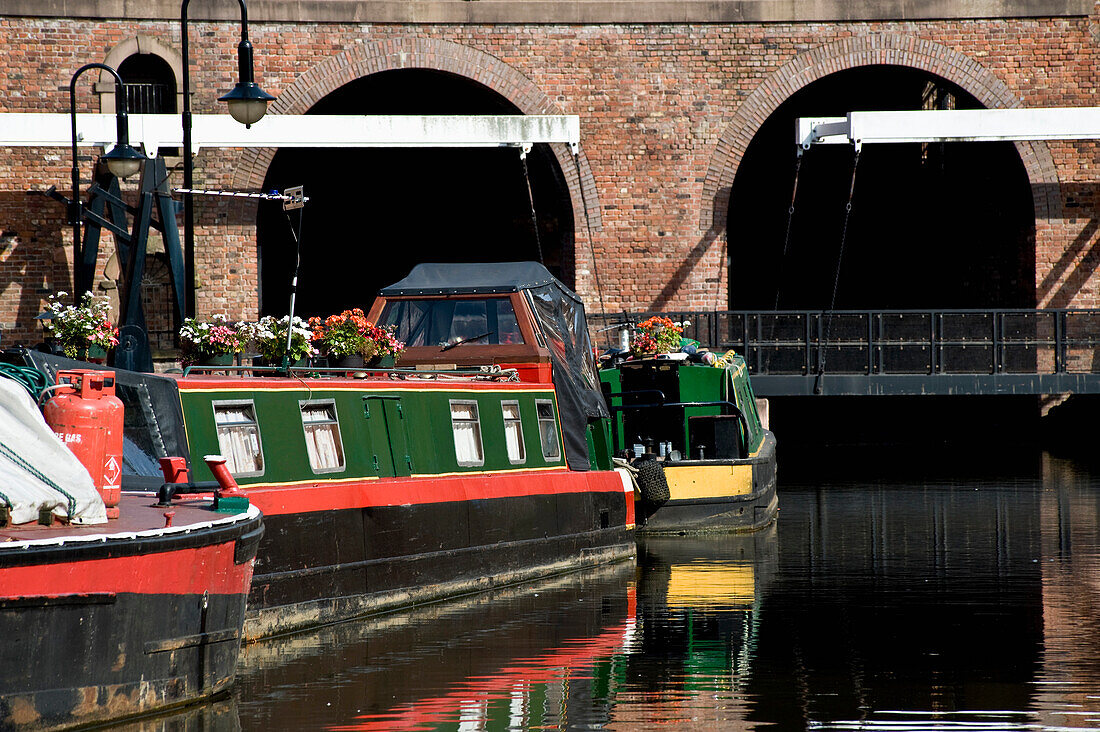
181 0 275 318
69 62 144 303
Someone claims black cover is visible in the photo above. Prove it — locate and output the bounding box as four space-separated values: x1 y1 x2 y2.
380 262 559 296
2 348 190 489
382 262 609 471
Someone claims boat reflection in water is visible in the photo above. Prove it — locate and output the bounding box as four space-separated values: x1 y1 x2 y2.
223 528 776 731
233 561 638 731
614 528 778 728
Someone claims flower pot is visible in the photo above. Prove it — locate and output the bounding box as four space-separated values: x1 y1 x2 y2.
252 356 308 374
198 353 235 367
367 354 395 368
85 345 108 364
333 354 365 369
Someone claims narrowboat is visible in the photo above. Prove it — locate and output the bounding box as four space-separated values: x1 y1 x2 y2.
600 351 778 533
0 368 262 730
4 262 635 642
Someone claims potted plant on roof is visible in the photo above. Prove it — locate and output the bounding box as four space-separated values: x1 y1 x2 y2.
308 308 371 369
42 291 120 363
308 309 407 369
364 320 406 368
630 316 684 358
245 314 317 370
178 314 245 367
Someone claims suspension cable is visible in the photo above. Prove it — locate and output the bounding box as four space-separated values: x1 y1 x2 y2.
765 148 805 371
519 147 545 266
814 145 861 395
774 148 804 314
572 151 610 346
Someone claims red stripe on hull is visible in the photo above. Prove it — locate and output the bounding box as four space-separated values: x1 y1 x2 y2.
245 470 629 517
2 542 254 598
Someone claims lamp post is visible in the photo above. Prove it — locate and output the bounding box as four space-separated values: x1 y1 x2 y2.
180 0 275 318
69 62 145 304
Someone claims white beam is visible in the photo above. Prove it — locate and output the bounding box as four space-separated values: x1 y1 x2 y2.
0 113 581 157
797 108 1100 148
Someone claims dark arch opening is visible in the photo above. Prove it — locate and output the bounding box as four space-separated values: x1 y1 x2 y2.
256 69 574 318
117 53 176 114
727 66 1036 311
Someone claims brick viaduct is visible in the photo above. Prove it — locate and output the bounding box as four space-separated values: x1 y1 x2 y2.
0 1 1097 345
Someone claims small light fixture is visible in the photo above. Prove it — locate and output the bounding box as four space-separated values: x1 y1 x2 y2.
101 142 145 179
218 38 275 127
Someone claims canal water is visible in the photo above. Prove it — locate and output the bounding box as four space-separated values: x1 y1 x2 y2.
130 439 1100 731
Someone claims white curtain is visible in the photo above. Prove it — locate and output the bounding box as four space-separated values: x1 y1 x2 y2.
304 424 342 470
451 402 483 465
301 403 343 471
214 405 263 474
216 425 262 474
502 403 525 463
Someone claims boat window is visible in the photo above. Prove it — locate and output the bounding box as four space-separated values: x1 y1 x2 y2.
300 400 345 473
379 298 524 348
212 400 264 476
502 400 526 464
449 400 484 467
535 399 561 461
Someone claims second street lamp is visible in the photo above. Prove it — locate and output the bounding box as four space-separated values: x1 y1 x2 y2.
180 0 275 318
69 62 144 303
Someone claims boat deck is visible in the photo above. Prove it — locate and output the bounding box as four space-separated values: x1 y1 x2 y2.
1 493 224 544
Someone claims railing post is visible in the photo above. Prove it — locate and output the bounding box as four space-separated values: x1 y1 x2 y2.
867 313 875 375
930 311 939 374
805 310 814 374
710 310 719 353
746 314 755 371
814 313 824 376
1055 310 1065 373
876 312 884 374
993 311 1002 374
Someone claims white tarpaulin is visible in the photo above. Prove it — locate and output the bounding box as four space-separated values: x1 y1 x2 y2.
0 377 106 525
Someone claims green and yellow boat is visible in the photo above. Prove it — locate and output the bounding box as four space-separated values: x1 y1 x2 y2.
600 351 778 533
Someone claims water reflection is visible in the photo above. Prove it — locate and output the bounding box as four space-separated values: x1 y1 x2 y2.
235 562 637 730
116 446 1100 731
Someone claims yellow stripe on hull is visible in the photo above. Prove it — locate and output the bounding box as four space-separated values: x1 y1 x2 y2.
664 463 753 501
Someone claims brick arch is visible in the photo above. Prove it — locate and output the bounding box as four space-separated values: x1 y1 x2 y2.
231 37 601 230
701 33 1060 234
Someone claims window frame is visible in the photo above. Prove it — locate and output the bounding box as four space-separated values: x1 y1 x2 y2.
211 399 265 477
298 398 347 474
501 399 526 465
535 398 562 462
449 399 485 468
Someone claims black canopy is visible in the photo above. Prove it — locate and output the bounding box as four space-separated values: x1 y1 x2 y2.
380 262 561 297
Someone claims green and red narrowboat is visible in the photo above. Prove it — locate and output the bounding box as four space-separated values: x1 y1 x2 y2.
6 262 635 642
0 369 262 730
600 351 778 533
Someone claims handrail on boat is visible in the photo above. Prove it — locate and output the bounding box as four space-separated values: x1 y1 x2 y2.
181 363 521 381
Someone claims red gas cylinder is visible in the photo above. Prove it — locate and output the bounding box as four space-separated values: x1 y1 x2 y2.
43 369 124 519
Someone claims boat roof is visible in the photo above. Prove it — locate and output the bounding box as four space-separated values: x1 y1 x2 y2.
379 261 577 299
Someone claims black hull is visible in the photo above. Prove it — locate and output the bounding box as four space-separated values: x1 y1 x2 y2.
0 505 261 731
0 591 248 731
246 490 635 639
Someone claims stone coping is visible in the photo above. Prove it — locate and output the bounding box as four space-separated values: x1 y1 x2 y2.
2 0 1092 24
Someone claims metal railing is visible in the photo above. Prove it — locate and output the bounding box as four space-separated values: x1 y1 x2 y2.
589 309 1100 377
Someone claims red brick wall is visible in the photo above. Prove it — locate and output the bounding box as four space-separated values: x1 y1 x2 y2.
0 14 1098 345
